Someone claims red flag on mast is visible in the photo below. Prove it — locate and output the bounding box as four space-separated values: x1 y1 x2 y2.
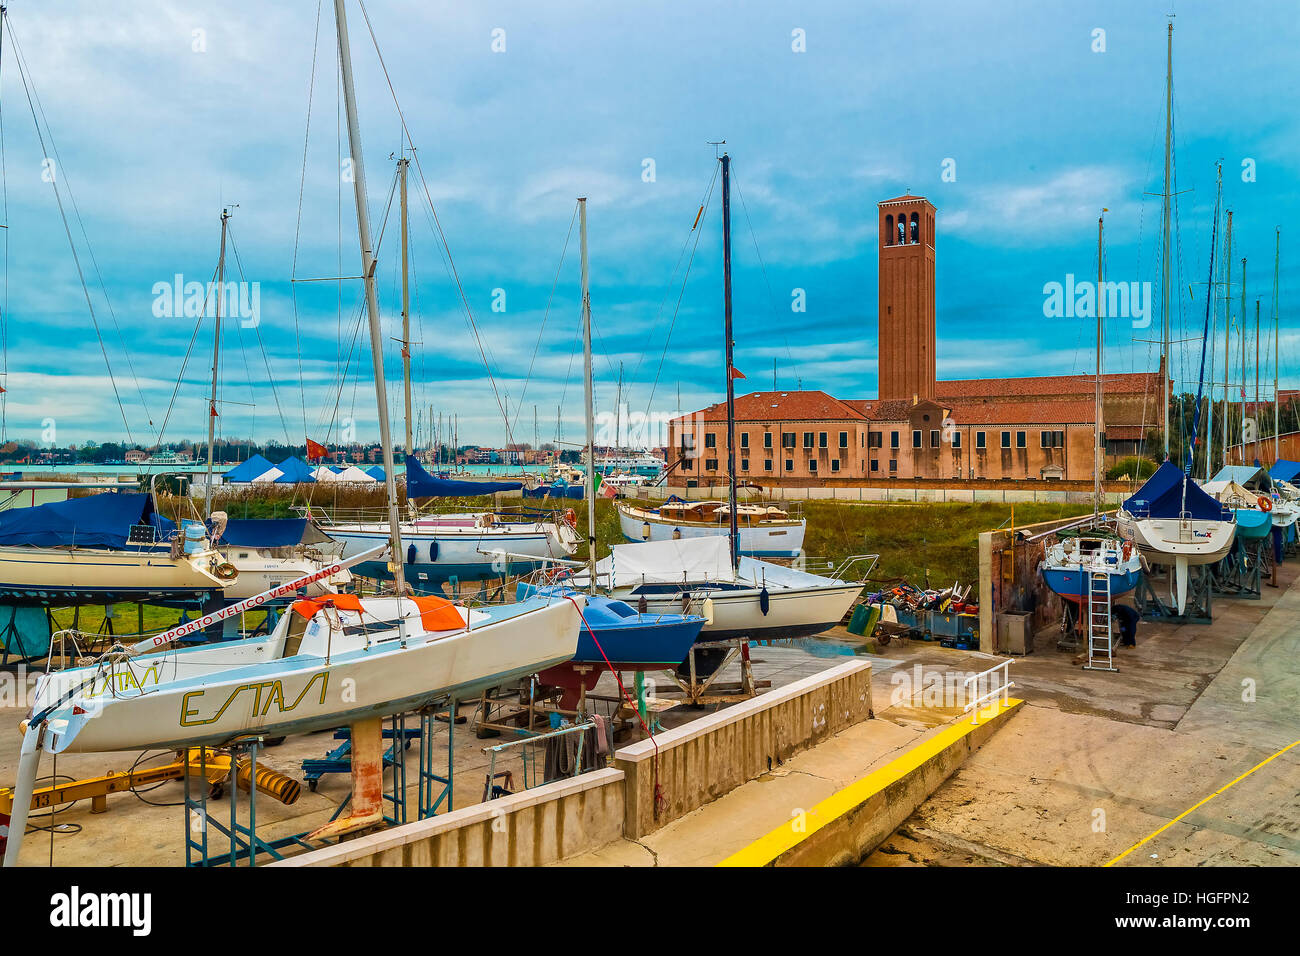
305 438 328 462
729 366 746 380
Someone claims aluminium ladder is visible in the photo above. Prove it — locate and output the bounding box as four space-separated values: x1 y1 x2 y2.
1083 570 1118 672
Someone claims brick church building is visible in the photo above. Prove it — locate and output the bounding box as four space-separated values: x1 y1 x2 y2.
667 194 1164 483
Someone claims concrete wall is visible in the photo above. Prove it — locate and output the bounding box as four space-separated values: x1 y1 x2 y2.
272 767 626 867
615 660 872 839
722 699 1022 866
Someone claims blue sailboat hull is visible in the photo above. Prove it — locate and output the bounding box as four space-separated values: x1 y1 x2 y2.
1041 566 1141 604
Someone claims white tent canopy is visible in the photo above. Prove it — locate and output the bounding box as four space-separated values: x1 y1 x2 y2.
250 467 284 484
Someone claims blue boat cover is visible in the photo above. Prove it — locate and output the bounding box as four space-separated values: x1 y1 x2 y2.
0 492 176 549
1271 460 1300 483
1123 462 1232 521
522 483 584 500
213 518 309 548
272 457 317 483
222 454 274 483
1209 465 1270 489
404 455 520 497
366 466 385 480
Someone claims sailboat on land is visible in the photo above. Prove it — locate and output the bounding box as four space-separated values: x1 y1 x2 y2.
581 154 868 644
1041 210 1142 606
1116 56 1237 612
2 0 581 866
320 154 579 587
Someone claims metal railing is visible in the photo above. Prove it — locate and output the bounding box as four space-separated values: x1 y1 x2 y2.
962 659 1014 725
481 720 597 799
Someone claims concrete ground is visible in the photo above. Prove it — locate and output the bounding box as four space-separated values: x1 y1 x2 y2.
864 561 1300 866
0 643 845 867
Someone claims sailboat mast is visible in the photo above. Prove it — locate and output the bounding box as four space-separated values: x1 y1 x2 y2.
579 198 597 583
1222 211 1232 471
1275 229 1282 465
1240 258 1247 464
1160 21 1173 460
204 208 230 517
399 156 414 456
334 0 408 610
720 153 739 571
1095 210 1104 520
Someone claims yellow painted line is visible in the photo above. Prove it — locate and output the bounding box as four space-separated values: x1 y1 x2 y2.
718 697 1022 867
1105 737 1300 867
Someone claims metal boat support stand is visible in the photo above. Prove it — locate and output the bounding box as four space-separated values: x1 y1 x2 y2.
185 736 312 868
1133 564 1213 624
1212 540 1265 600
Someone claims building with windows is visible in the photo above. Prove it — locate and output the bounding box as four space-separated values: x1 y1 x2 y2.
666 194 1164 483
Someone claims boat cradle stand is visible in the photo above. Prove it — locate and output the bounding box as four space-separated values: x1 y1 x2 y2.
1133 564 1213 625
669 638 769 707
1211 539 1268 600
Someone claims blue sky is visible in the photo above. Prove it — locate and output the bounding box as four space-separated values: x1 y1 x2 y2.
0 0 1296 448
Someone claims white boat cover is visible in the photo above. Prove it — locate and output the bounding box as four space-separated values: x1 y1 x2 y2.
251 466 285 483
1201 479 1262 507
593 536 848 589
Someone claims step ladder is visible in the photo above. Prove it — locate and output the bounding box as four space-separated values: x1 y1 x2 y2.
1082 571 1118 672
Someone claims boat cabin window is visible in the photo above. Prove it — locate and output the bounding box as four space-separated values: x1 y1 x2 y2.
282 611 312 657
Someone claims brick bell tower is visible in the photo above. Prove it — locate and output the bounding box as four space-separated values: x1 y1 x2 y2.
877 195 937 402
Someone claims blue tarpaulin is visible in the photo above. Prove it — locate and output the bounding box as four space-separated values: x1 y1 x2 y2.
404 455 520 497
272 457 317 483
222 454 274 483
0 492 176 549
366 466 385 480
213 518 309 548
1123 462 1232 521
522 483 584 500
1271 460 1300 483
1209 465 1270 489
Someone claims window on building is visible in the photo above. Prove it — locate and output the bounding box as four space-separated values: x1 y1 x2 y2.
782 432 796 449
1001 431 1011 449
1040 430 1051 448
839 431 849 448
785 459 794 472
705 458 718 471
871 460 880 472
740 458 749 472
910 212 920 243
808 460 817 473
819 432 828 448
885 214 894 246
764 459 773 472
1016 431 1026 448
890 431 900 449
976 431 986 449
830 459 840 473
705 432 716 448
912 430 922 449
680 433 695 451
681 458 693 471
869 431 883 449
889 458 898 472
764 432 773 449
803 432 814 448
952 432 962 449
740 432 749 449
1054 430 1065 448
930 429 940 448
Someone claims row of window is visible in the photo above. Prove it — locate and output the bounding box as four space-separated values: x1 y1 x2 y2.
688 458 848 473
693 431 856 450
683 430 1069 466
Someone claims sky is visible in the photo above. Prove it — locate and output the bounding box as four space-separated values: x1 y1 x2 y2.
0 0 1297 450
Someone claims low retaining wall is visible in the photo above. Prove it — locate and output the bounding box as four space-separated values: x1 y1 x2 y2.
615 659 872 839
720 698 1022 866
272 767 626 867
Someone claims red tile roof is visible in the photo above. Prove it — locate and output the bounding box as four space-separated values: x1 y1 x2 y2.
673 390 869 424
936 371 1158 399
879 195 929 205
944 399 1096 426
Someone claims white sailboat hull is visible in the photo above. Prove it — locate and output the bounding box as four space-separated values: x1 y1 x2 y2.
30 598 580 754
1116 510 1236 613
611 581 862 640
219 551 352 600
